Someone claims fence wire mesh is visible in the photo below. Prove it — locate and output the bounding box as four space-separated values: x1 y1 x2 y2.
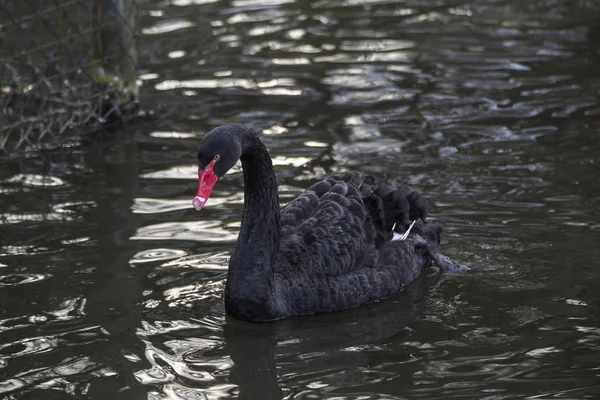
0 0 138 157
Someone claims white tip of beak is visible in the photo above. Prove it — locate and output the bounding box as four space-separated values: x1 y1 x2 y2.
192 196 207 211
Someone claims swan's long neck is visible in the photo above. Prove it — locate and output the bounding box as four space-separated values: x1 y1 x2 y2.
225 132 281 320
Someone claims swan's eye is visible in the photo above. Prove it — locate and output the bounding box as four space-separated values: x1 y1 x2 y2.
214 154 221 161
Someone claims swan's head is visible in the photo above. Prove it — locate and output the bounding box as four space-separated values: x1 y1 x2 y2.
193 125 244 210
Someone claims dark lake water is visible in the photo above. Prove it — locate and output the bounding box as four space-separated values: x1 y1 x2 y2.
2 0 600 398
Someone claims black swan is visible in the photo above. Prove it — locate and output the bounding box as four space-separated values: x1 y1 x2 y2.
192 125 467 322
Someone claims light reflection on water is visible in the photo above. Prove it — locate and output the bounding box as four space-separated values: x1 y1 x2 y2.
1 0 600 398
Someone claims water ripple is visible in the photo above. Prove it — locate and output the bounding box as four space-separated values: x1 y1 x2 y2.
131 248 189 264
131 221 238 243
160 252 229 270
0 356 113 396
4 174 66 187
0 273 50 286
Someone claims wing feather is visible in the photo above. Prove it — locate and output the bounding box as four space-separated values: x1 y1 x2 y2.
274 171 438 318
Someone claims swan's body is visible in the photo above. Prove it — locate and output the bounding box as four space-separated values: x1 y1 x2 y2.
193 125 466 322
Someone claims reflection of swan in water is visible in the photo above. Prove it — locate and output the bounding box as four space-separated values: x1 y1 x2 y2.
223 274 443 399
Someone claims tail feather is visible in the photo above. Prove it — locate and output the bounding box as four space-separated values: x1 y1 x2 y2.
343 172 438 248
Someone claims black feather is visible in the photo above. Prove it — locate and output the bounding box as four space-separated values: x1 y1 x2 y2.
194 125 461 322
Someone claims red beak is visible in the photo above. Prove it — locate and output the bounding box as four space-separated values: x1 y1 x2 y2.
192 160 218 210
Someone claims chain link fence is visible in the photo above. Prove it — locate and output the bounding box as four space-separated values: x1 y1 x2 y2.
0 0 138 157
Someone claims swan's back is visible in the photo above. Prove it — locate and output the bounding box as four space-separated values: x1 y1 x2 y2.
277 172 435 276
278 173 372 277
272 172 443 317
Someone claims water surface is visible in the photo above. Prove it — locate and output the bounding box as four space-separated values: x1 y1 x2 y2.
1 0 600 398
